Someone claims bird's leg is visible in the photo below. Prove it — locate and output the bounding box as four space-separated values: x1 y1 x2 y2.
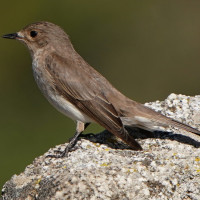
47 121 87 158
79 123 95 137
61 121 86 157
84 122 91 129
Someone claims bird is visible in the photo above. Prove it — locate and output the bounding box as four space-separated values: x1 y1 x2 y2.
3 21 200 157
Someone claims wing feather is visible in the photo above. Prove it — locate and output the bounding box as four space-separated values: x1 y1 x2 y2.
44 53 143 150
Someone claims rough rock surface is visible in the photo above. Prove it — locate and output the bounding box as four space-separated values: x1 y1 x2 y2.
1 94 200 200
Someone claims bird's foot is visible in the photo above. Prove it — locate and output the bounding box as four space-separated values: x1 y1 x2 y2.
46 144 76 158
46 137 79 158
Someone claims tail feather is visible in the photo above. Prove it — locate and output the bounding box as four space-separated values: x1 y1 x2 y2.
168 118 200 136
121 101 200 137
137 103 200 136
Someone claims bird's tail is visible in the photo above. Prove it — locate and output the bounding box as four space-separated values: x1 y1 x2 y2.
121 103 200 136
166 118 200 136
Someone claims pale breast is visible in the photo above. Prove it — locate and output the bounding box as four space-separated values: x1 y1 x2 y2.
32 60 92 123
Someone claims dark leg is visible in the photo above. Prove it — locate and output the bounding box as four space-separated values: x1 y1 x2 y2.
84 122 90 129
79 123 94 137
47 121 86 158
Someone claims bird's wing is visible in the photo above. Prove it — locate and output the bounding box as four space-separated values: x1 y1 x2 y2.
44 53 142 150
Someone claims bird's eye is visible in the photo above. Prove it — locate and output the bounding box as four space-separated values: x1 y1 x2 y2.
30 31 38 38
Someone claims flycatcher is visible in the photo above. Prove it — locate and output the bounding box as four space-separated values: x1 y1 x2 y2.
3 22 200 157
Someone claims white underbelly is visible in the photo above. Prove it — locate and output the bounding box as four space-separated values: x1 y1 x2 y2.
49 94 92 123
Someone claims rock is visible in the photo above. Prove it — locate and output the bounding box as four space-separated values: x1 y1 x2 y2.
2 94 200 200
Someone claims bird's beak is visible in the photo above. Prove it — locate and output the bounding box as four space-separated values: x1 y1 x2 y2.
2 32 22 39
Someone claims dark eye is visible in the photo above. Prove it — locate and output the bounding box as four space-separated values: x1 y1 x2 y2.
30 31 38 38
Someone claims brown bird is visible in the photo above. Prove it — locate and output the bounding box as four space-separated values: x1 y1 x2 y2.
3 22 200 157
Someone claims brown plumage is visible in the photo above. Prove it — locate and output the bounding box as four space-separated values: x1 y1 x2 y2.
3 21 200 156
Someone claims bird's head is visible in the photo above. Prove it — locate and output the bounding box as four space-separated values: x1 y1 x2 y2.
2 21 73 57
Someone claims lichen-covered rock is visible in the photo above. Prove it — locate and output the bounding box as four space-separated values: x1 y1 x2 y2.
2 94 200 200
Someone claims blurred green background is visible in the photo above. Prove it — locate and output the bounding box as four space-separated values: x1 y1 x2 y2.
1 0 200 189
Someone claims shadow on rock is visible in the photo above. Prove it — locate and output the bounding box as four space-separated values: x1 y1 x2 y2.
80 127 200 150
